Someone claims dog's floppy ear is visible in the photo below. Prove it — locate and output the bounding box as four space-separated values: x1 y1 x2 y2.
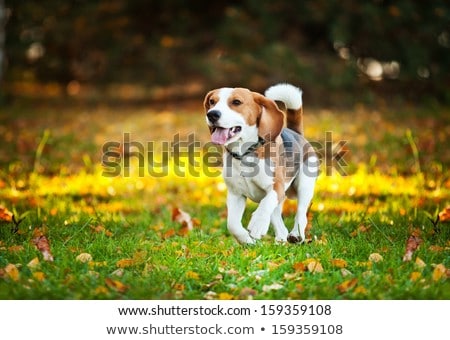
203 90 215 111
252 92 285 141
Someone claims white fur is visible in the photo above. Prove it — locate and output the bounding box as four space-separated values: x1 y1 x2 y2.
265 83 302 109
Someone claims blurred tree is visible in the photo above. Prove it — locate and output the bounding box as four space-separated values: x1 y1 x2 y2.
3 0 450 102
0 0 5 85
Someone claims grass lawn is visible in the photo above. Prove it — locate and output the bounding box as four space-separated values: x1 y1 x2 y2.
0 99 449 299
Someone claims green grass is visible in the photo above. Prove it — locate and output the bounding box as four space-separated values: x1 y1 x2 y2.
0 101 449 299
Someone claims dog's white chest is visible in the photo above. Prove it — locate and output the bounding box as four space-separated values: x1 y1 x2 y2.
222 154 274 202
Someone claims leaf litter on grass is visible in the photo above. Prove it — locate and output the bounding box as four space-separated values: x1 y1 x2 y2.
0 102 449 299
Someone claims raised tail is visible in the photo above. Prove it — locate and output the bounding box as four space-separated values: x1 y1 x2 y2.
265 83 303 134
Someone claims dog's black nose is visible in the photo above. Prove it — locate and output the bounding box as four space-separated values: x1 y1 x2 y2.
207 110 221 123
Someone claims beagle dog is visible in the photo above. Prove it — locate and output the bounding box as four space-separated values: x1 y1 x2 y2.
204 83 318 244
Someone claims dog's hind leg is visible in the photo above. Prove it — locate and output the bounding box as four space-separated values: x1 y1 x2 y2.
288 160 318 243
270 202 288 242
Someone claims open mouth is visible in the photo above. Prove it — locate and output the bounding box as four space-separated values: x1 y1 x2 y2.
210 126 242 145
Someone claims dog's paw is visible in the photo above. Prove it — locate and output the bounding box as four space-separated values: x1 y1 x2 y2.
235 233 256 245
287 234 303 244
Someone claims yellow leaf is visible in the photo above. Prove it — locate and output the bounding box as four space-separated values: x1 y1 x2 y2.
94 286 109 295
331 258 347 268
116 258 135 268
414 257 426 269
354 286 367 295
410 271 421 282
33 271 45 282
76 253 93 263
186 270 200 280
218 292 234 300
432 264 447 281
4 263 20 282
368 253 383 263
27 257 40 269
173 283 185 291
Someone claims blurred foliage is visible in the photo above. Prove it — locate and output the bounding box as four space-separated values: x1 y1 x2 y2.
3 0 450 103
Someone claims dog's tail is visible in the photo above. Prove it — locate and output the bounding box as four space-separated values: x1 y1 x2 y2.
265 83 303 134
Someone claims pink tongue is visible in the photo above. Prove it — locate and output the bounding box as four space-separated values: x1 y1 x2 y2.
211 127 230 145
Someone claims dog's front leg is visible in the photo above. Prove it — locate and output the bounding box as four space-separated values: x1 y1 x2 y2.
248 190 279 240
227 192 254 244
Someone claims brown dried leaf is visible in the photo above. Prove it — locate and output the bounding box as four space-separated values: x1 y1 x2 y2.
239 287 257 299
0 206 13 223
32 235 54 262
105 277 128 293
337 278 358 293
304 259 324 273
438 206 450 223
402 235 422 262
172 207 194 235
292 262 306 272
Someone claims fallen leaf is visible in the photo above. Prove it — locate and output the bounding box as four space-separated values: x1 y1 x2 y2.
90 225 113 237
354 286 368 295
116 258 135 268
33 271 46 281
337 278 358 293
429 245 444 252
4 263 20 281
163 228 176 239
186 270 200 280
262 283 284 292
414 257 426 269
438 206 450 222
368 253 383 263
331 258 348 268
27 257 40 269
303 258 324 273
402 235 422 262
172 207 194 235
94 286 109 295
0 206 13 222
292 262 306 272
218 292 234 300
350 225 370 237
105 277 128 293
204 291 217 300
432 264 447 281
32 235 54 262
8 245 24 253
410 271 421 281
340 268 353 277
239 287 257 299
76 253 93 263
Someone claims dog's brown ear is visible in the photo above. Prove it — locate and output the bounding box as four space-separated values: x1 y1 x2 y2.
203 90 215 111
252 92 285 141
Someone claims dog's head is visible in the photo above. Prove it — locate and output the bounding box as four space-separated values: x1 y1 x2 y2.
203 87 285 146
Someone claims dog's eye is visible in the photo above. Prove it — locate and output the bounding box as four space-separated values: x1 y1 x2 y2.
232 99 242 106
208 98 215 106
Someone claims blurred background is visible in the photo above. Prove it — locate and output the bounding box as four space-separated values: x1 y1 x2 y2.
1 0 449 106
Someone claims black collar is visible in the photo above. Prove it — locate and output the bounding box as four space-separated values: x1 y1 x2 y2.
225 137 266 160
